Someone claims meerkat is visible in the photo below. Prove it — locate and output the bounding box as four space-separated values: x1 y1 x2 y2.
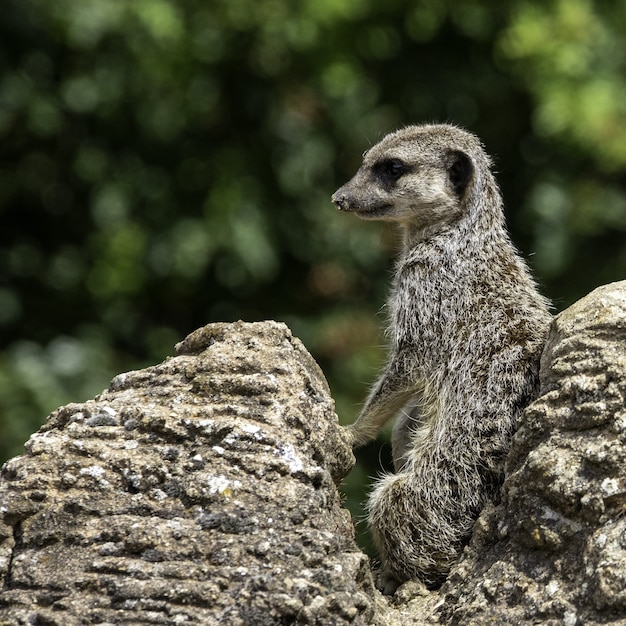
332 123 552 591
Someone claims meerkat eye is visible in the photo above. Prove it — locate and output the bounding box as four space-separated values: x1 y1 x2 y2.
374 158 410 186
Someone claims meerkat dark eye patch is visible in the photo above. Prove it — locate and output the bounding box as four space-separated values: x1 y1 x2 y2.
373 158 410 187
448 151 472 195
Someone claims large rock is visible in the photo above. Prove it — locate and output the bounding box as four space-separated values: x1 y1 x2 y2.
0 282 625 625
0 321 372 625
437 280 626 625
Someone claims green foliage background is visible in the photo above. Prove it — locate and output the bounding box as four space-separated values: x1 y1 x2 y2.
1 0 625 547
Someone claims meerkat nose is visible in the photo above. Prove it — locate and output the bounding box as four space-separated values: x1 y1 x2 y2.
332 188 351 211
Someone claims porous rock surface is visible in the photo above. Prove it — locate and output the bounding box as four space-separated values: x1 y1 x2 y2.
0 321 373 625
435 280 626 625
1 282 625 625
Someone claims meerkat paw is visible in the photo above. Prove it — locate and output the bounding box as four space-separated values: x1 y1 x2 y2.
342 423 359 447
344 422 378 448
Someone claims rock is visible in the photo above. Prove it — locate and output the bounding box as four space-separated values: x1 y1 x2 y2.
437 280 626 625
0 321 373 625
1 282 625 625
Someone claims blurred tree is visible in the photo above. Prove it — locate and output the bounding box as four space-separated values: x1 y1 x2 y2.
1 0 625 552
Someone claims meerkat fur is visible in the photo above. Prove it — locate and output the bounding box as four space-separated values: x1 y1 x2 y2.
332 123 551 590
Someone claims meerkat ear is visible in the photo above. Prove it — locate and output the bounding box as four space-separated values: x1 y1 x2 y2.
447 151 473 196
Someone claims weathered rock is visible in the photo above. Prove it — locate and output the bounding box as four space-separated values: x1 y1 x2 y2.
0 321 372 625
1 282 625 625
436 280 626 625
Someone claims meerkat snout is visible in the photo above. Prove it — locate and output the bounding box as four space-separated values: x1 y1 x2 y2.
330 189 351 212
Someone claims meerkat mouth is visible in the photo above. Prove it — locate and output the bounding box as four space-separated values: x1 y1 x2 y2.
354 204 393 219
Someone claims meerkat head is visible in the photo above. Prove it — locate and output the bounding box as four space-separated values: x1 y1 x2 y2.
332 124 490 234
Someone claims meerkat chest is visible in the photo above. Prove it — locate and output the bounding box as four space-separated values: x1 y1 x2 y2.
389 259 478 358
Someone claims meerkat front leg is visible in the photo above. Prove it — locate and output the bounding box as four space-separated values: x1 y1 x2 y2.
346 355 417 448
